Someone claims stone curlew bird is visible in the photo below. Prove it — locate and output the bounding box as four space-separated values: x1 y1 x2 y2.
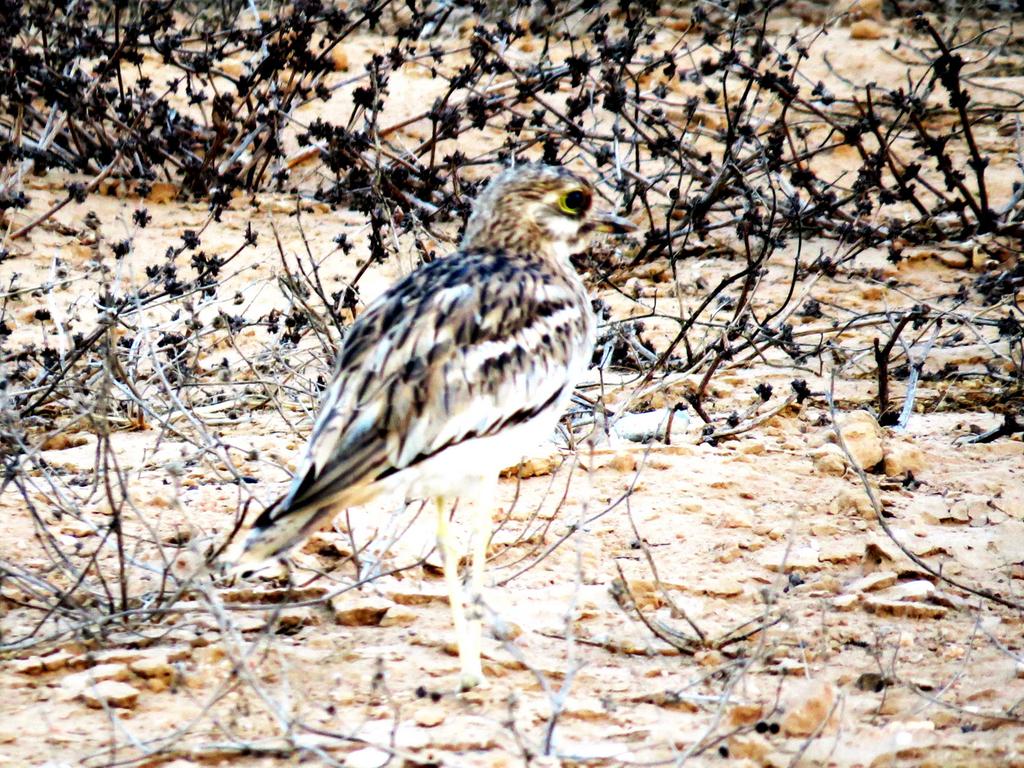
229 163 634 689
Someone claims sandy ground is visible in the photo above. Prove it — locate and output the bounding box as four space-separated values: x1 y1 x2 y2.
2 8 1023 768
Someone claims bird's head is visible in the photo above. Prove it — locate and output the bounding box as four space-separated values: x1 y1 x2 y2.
461 164 635 263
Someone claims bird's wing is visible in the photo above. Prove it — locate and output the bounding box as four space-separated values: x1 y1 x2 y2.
248 250 592 541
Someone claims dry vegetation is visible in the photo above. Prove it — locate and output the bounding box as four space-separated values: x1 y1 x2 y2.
1 0 1023 765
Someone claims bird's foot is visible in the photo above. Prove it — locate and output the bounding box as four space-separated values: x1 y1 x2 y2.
459 665 486 692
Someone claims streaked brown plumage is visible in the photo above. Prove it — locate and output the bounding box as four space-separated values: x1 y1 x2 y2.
228 163 633 689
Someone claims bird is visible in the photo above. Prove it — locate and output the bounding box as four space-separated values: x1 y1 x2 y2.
226 163 634 690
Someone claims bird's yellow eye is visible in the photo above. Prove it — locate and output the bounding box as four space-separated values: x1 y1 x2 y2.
557 188 591 216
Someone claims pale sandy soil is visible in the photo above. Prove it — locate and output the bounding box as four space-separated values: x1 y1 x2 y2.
1 9 1023 768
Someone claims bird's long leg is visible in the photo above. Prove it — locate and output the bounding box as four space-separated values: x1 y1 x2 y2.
464 477 496 688
436 496 481 690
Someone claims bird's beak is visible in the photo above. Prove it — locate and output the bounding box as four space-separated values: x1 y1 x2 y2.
592 212 637 235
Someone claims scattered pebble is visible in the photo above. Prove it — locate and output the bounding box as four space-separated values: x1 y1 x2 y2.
379 604 418 627
130 656 174 680
832 593 859 611
781 680 838 736
344 747 391 768
843 571 897 594
11 650 74 674
913 495 957 525
830 486 874 518
995 520 1024 562
331 595 395 626
503 452 559 478
41 433 90 451
836 410 884 470
728 732 771 761
383 582 448 606
864 598 948 619
759 544 821 572
812 444 847 475
146 182 179 204
882 580 935 603
849 19 884 39
850 0 884 21
612 408 687 444
79 680 141 709
302 531 354 558
727 702 764 727
414 705 446 728
883 440 925 476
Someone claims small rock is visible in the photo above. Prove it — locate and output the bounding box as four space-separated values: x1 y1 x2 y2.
836 410 884 470
994 520 1024 562
344 747 391 768
563 695 608 720
145 490 174 509
80 680 141 709
40 650 74 672
695 649 725 667
832 593 859 611
819 540 863 564
41 433 89 451
698 574 743 597
504 452 559 479
883 580 935 602
935 251 970 269
302 532 353 558
625 579 663 610
612 408 687 443
864 598 948 619
330 47 349 71
876 689 916 716
864 538 901 569
843 570 897 594
11 656 47 675
850 19 884 39
607 451 638 473
781 680 838 736
218 58 244 78
414 705 446 728
721 507 753 528
627 689 699 711
850 0 884 20
951 495 994 526
913 495 956 525
62 663 130 695
330 595 394 626
884 441 925 476
130 656 174 680
728 733 771 761
146 182 179 204
830 486 874 518
812 445 847 475
971 246 989 271
760 544 820 572
727 703 764 727
383 582 447 606
379 605 418 628
72 646 191 669
790 0 826 23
